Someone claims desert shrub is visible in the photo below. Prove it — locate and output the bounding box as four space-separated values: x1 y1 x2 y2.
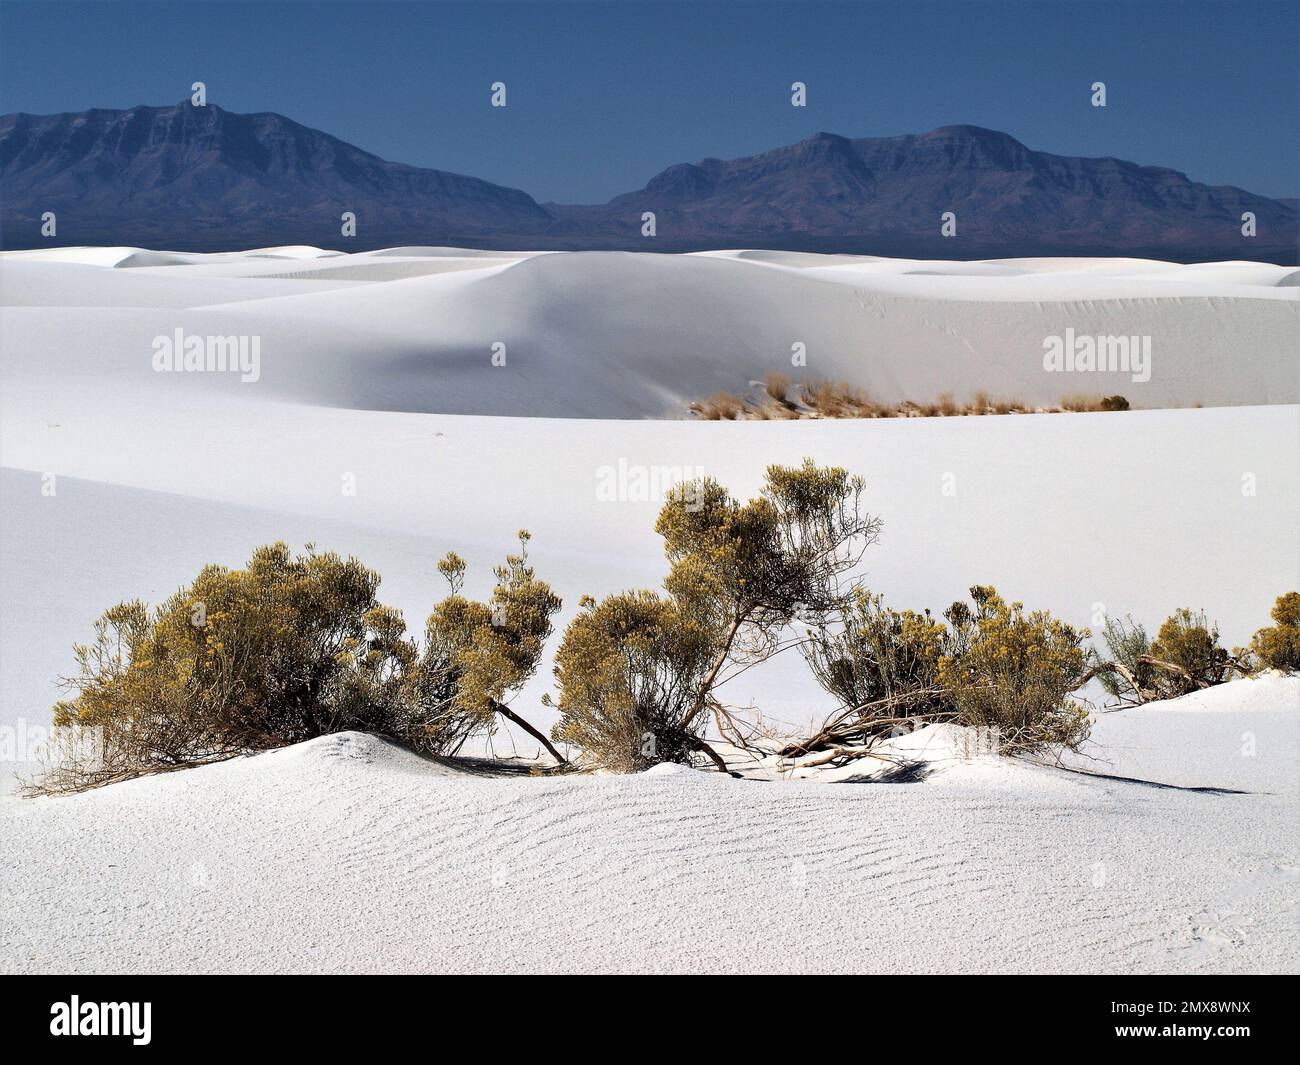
1095 613 1156 704
38 536 564 793
1100 394 1130 411
1095 607 1254 703
937 586 1091 753
1147 608 1231 698
44 543 420 791
656 459 879 662
549 591 718 771
553 460 882 771
803 589 953 724
1250 592 1300 672
416 532 562 757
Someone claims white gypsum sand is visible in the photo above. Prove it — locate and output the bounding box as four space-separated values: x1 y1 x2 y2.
1 677 1296 974
1 246 1296 415
0 246 1295 973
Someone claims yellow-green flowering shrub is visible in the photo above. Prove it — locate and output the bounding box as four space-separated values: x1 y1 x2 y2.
937 586 1091 753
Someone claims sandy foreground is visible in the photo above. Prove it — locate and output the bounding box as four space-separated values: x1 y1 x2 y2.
0 246 1296 973
1 675 1296 974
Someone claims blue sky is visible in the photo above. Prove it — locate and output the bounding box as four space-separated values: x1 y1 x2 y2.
2 0 1296 202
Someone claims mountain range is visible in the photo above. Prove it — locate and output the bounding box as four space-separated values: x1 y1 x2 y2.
2 101 1295 261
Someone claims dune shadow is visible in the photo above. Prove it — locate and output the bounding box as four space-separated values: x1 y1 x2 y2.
834 759 934 784
1043 764 1251 795
429 753 557 778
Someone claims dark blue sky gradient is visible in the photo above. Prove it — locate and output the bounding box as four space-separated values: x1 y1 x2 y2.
2 0 1296 202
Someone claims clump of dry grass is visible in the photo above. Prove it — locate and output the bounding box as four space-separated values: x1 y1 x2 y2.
800 379 881 418
763 371 793 407
1061 394 1102 412
689 391 748 420
1059 394 1133 413
687 380 1134 421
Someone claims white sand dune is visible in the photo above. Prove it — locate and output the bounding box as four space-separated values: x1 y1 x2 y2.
0 245 344 268
1 676 1295 974
792 257 1300 300
0 261 371 307
0 245 1295 974
1 246 1295 414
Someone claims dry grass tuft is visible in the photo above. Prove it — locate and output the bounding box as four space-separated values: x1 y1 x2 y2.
763 371 793 407
801 379 876 418
690 391 748 420
1060 394 1132 413
1061 394 1103 412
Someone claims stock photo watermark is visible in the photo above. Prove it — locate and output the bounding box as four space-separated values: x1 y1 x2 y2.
152 329 261 383
595 459 705 508
1042 329 1151 383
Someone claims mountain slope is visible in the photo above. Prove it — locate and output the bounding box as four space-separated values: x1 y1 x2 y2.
579 126 1296 257
0 102 550 247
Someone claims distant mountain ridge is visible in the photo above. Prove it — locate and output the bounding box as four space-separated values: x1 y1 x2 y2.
2 102 1295 261
588 126 1296 251
0 102 547 245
